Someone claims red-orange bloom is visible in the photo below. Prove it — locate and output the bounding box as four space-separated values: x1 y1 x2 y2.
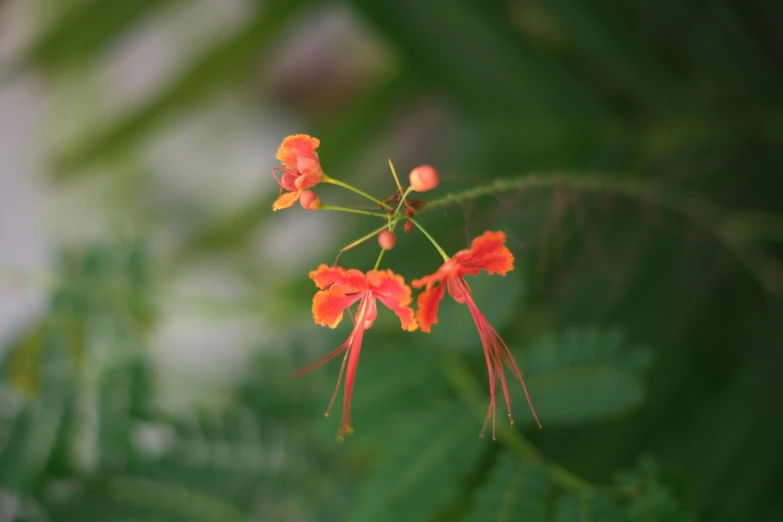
412 231 541 438
296 264 417 439
272 134 324 211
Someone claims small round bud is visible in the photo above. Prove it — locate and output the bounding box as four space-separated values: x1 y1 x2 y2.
300 190 321 210
409 165 440 192
378 230 396 250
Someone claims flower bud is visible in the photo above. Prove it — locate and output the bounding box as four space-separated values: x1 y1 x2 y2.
409 165 439 192
378 230 396 250
300 190 321 210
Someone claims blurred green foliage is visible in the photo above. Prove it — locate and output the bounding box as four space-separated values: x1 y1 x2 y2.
2 0 783 521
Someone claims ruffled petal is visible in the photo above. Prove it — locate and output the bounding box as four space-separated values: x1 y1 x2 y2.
454 230 514 276
414 283 446 333
312 287 363 328
276 134 320 169
367 270 412 305
376 295 418 331
272 190 301 211
411 272 443 290
367 269 418 331
309 264 368 292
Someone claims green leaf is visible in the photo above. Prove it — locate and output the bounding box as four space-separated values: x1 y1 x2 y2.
46 473 253 522
615 456 696 522
350 0 608 125
515 326 653 426
0 244 155 488
554 490 625 522
464 454 549 522
541 0 680 116
347 401 485 522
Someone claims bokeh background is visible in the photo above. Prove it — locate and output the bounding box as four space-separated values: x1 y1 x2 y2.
1 0 782 521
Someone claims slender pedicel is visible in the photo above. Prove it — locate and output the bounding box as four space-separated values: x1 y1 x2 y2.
320 205 392 218
405 216 450 262
373 186 415 270
333 222 399 266
322 174 394 211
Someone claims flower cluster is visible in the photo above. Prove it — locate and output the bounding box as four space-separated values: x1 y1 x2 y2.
272 134 540 440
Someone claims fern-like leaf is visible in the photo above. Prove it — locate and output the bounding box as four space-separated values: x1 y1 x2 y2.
514 326 653 426
554 490 625 522
347 401 485 522
464 454 550 522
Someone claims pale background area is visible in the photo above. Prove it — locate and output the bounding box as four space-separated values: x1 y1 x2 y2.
0 0 395 412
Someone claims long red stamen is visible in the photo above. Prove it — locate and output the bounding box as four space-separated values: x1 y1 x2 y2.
470 298 506 439
293 294 368 436
459 279 542 435
271 167 288 197
484 316 541 429
478 324 496 439
326 339 353 418
292 337 349 378
338 295 370 441
470 296 499 439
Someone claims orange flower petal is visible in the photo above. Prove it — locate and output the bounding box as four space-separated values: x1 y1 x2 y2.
376 295 418 331
312 287 363 328
455 230 514 276
367 269 418 331
276 134 320 169
272 190 301 211
415 283 446 333
411 272 443 290
368 270 412 305
309 264 367 292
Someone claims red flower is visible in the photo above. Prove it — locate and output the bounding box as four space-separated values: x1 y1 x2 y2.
296 264 417 440
272 134 323 211
412 231 541 437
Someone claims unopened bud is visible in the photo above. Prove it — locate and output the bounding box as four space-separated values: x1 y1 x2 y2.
409 165 439 192
300 190 321 210
378 230 396 250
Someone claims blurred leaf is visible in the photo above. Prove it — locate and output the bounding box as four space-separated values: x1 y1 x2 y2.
615 455 696 522
347 401 485 522
350 0 611 126
464 455 549 522
46 473 253 522
0 243 155 493
554 490 625 522
515 326 653 426
54 0 309 175
542 0 680 116
26 0 182 68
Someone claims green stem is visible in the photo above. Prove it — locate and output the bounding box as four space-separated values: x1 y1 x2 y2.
334 222 399 266
322 174 393 211
388 159 404 193
393 187 415 222
373 187 414 270
439 354 592 493
424 173 783 294
406 217 450 262
320 205 390 218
